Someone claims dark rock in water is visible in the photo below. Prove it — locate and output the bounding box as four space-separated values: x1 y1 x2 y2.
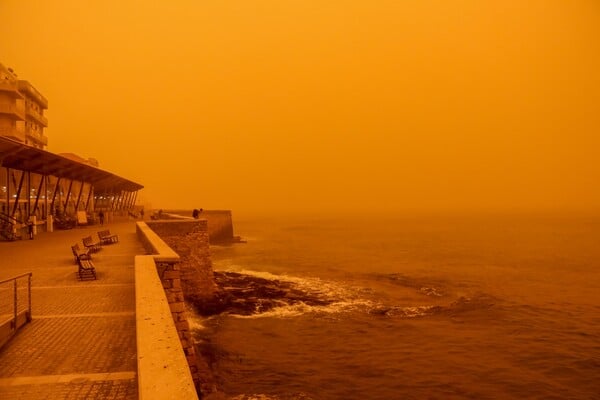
190 271 334 316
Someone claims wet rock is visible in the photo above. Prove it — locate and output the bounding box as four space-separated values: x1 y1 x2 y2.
190 271 335 316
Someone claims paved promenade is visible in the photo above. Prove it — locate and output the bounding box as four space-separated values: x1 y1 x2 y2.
0 220 144 399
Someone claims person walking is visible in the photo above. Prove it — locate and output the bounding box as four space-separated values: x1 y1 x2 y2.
27 218 34 240
99 210 105 225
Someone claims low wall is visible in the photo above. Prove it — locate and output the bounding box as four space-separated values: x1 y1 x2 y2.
145 220 216 302
135 222 200 399
135 256 198 400
202 210 234 243
161 210 235 243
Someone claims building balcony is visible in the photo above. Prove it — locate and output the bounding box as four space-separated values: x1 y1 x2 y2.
25 130 48 147
0 127 25 142
17 81 48 109
0 103 25 120
25 104 48 126
0 81 24 98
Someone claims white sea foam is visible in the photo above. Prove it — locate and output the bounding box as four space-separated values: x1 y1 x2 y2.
229 394 279 400
420 286 443 297
229 392 314 400
232 299 375 319
187 316 208 330
217 266 375 318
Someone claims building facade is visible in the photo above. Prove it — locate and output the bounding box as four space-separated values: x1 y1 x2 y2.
0 63 48 149
1 62 142 240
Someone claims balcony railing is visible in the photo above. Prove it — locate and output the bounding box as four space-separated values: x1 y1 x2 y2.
25 105 48 126
26 131 48 146
17 81 48 108
0 81 24 98
0 103 25 120
0 127 25 141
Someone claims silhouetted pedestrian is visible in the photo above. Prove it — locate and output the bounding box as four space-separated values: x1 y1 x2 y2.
140 208 145 220
27 219 34 240
99 210 105 225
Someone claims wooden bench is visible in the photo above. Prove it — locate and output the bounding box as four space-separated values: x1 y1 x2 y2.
83 235 102 252
98 230 119 244
71 243 91 263
77 255 97 280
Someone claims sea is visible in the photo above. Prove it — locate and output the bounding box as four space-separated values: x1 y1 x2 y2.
190 212 600 400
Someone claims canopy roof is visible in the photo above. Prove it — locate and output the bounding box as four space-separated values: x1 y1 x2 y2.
0 136 143 192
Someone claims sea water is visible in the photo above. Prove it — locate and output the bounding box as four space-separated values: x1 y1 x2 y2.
191 212 600 399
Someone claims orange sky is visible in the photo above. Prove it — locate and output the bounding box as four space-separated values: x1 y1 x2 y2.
1 1 599 215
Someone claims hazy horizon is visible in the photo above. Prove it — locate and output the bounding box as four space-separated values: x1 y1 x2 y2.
1 1 599 215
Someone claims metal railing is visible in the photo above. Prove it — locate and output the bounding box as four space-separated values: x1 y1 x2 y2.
0 212 22 241
0 272 32 349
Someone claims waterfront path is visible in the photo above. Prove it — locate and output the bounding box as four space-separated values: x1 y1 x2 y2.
0 221 144 399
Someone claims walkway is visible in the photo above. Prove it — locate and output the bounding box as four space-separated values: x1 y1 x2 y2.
0 220 144 399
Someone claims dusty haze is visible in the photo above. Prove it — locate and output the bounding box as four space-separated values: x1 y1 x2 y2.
1 1 599 216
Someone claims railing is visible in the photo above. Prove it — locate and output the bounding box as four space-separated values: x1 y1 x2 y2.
0 272 32 349
0 212 22 241
0 80 23 97
25 104 48 126
25 130 48 146
0 103 25 120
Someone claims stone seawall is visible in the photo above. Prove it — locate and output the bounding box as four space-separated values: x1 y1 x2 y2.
135 256 199 400
161 209 236 243
141 220 219 397
145 220 217 302
202 210 234 243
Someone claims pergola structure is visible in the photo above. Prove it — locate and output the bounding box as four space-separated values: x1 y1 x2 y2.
0 136 143 225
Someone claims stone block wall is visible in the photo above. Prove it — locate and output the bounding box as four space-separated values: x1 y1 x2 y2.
160 210 235 243
154 261 199 388
146 220 217 301
140 220 219 396
201 210 234 243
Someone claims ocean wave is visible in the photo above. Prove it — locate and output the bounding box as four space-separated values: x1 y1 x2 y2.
369 293 497 318
232 299 376 319
208 267 374 318
207 267 495 320
379 273 447 297
230 268 362 301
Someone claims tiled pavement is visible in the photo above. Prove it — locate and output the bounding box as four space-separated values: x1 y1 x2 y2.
0 220 145 399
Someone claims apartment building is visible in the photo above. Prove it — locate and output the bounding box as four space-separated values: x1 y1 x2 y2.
0 63 48 149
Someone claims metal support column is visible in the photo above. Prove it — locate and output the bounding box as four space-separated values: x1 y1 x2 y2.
31 175 44 215
27 171 31 218
5 168 9 216
44 175 48 219
11 171 25 220
50 177 61 215
85 185 93 212
63 179 74 213
74 181 84 211
124 191 133 211
132 191 139 210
